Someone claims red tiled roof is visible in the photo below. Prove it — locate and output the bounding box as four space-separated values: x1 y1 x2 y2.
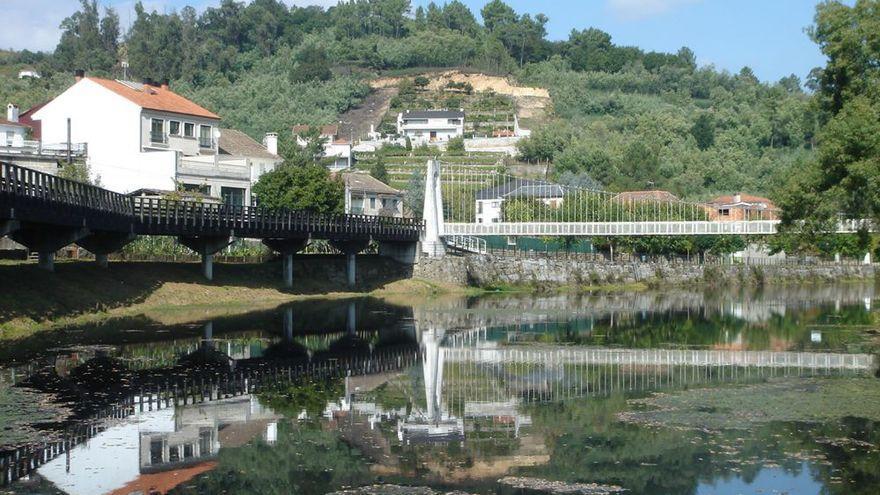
0 118 29 128
292 124 338 137
87 77 220 119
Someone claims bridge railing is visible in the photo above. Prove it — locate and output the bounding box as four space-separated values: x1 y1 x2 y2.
1 161 133 216
2 161 424 239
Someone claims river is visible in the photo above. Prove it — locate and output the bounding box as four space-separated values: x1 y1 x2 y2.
1 283 879 495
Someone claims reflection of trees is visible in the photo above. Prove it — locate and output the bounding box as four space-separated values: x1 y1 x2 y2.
168 422 371 495
258 377 344 419
512 304 874 352
518 394 880 495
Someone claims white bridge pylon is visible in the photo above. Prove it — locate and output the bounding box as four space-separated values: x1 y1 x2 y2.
419 159 869 254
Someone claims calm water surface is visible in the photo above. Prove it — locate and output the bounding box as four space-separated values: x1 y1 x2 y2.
1 284 879 495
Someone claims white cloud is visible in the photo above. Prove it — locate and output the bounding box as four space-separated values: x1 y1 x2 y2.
607 0 700 21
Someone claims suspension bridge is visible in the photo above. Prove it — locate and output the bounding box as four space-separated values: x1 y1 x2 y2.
420 159 870 256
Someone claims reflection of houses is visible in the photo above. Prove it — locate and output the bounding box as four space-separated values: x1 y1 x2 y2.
293 124 352 171
475 179 565 224
706 193 778 221
139 396 280 474
397 109 464 145
342 171 404 217
613 190 680 203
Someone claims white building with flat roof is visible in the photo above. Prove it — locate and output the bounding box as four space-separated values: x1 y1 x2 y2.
397 109 464 145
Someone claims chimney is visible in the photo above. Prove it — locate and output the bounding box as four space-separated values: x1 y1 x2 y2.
160 79 170 91
733 193 742 203
6 104 19 123
264 132 278 156
74 69 85 82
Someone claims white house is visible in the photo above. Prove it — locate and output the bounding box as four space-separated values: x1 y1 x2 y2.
1 104 28 148
31 71 222 194
18 69 41 79
397 109 464 145
475 179 565 224
293 124 351 171
341 172 404 217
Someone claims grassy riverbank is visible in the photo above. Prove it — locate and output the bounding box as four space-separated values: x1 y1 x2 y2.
0 259 463 339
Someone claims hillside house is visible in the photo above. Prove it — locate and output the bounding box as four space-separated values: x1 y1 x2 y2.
397 109 464 145
18 69 41 79
293 124 351 171
475 179 565 224
342 172 403 217
706 193 779 221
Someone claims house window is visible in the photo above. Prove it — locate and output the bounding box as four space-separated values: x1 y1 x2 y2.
719 209 730 216
150 439 164 465
448 119 461 125
169 121 180 136
4 131 13 146
184 122 195 137
221 186 245 206
150 118 165 143
199 125 213 148
370 197 376 209
182 183 210 196
477 202 483 214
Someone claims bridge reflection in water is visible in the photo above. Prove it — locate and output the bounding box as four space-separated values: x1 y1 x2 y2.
1 288 878 491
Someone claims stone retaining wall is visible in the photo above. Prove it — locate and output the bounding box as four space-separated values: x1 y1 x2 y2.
413 254 876 288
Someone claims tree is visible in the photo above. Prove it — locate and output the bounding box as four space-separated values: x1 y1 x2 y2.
446 136 465 153
691 113 715 150
252 161 344 213
780 0 880 232
481 0 517 32
290 44 331 83
53 0 117 72
370 155 389 183
403 169 425 217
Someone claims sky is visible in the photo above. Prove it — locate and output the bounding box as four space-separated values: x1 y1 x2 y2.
2 0 829 83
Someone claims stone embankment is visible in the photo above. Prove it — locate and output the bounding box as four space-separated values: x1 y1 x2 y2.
414 254 876 288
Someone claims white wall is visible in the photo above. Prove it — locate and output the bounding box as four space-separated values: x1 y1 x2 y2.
0 124 26 147
476 199 503 224
33 79 176 193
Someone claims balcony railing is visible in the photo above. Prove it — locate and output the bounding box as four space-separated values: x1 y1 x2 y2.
150 132 167 144
0 140 87 157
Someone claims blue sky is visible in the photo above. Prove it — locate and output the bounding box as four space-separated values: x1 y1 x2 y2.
3 0 828 82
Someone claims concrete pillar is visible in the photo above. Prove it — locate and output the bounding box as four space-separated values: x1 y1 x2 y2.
262 238 309 289
77 231 135 268
10 225 89 272
178 235 234 281
202 254 214 281
346 253 356 288
283 307 293 341
378 240 419 264
864 252 872 265
421 159 446 257
204 321 213 341
329 239 369 289
38 252 55 272
346 301 357 334
283 254 293 288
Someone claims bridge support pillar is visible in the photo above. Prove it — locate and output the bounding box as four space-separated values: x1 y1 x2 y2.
77 231 136 268
378 240 419 265
178 235 234 281
330 239 370 289
10 224 89 272
262 238 309 289
421 159 446 257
